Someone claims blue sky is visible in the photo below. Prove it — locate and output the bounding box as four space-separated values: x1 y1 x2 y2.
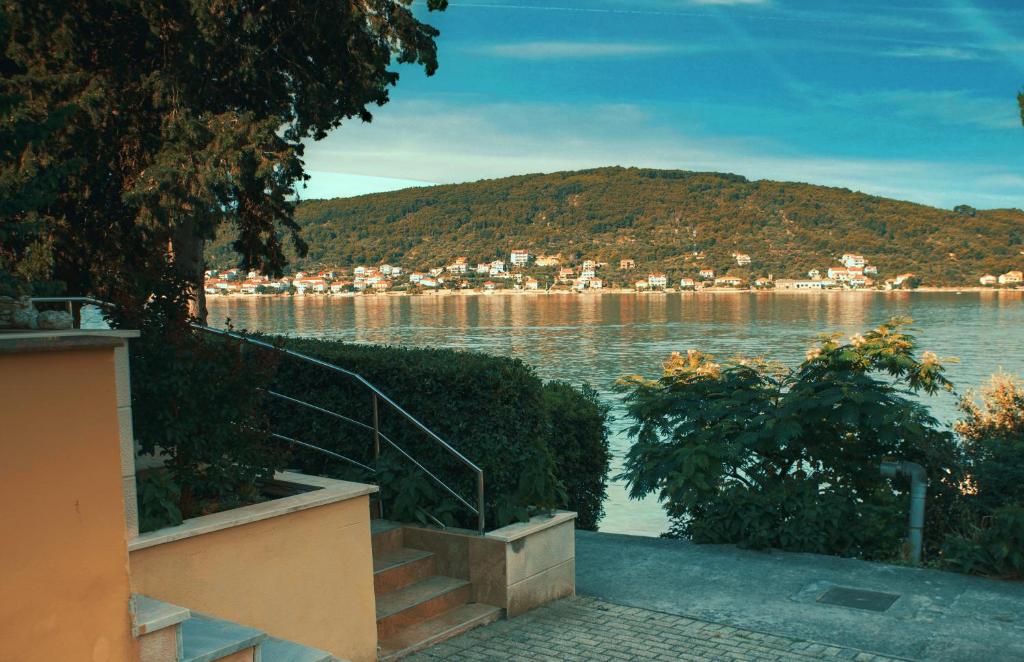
301 0 1024 209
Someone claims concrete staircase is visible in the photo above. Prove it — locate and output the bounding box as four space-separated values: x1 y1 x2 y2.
372 521 503 660
133 594 340 662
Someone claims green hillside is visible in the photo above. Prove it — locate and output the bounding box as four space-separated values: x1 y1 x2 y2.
207 167 1024 285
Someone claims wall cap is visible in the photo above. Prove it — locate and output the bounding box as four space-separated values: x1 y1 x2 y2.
0 329 140 354
128 471 377 552
485 510 577 543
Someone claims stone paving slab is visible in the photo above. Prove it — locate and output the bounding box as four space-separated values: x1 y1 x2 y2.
405 596 905 661
575 531 1024 661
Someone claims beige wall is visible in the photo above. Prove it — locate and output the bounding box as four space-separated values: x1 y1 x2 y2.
130 495 378 662
402 511 577 618
0 343 138 662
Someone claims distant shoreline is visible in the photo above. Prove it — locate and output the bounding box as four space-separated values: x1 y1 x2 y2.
207 285 1022 301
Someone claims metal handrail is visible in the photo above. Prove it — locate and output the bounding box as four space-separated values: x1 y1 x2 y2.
264 389 481 517
30 296 487 534
196 321 487 532
268 431 375 473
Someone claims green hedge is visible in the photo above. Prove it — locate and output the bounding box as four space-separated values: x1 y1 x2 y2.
267 339 610 531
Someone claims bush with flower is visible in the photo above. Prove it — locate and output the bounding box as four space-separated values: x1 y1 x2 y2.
943 373 1024 577
617 318 966 560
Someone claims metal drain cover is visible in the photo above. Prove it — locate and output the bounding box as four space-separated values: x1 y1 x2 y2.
817 587 900 612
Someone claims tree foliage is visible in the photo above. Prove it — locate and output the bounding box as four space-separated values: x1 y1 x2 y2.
617 318 965 560
208 167 1024 286
130 287 285 525
0 0 446 310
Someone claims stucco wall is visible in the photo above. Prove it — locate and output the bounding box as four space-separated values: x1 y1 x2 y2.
130 494 378 662
0 341 138 662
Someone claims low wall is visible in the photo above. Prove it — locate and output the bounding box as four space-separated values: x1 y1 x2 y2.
129 473 379 662
402 510 576 617
0 331 140 662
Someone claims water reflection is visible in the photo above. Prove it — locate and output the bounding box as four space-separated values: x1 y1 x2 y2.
209 291 1024 537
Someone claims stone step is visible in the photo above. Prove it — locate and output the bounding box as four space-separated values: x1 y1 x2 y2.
371 520 404 556
261 636 338 662
374 547 437 595
133 594 191 662
378 603 504 661
180 614 265 662
376 576 472 641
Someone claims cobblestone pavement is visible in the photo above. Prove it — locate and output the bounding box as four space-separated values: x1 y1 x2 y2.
404 596 905 662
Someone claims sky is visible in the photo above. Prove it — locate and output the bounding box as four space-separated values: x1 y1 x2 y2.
300 0 1024 209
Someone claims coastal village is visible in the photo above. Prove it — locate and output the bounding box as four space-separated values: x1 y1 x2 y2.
204 250 1024 296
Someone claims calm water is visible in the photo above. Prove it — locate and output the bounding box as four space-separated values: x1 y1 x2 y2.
207 291 1024 536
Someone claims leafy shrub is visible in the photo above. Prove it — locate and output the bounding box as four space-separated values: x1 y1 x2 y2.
137 468 183 533
944 374 1024 577
618 318 962 561
267 339 608 530
943 506 1024 578
130 294 284 520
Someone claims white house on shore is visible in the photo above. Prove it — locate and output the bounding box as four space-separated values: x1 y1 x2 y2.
679 277 696 290
980 274 997 286
999 270 1023 285
648 273 668 289
841 254 866 268
775 278 836 290
510 250 529 267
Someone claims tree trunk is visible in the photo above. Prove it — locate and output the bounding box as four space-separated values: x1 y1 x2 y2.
169 218 207 324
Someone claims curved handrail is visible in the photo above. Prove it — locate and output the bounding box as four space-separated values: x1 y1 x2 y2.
194 324 482 473
196 323 486 533
264 389 480 516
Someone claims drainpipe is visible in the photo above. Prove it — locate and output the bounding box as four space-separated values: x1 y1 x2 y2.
880 460 927 564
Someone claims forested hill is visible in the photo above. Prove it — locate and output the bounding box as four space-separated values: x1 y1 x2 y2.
208 167 1024 285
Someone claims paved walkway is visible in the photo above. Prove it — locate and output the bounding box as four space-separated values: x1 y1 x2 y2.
409 530 1024 661
576 531 1024 661
406 596 902 661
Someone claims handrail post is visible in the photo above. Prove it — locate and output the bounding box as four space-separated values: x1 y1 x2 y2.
477 471 485 535
372 394 381 464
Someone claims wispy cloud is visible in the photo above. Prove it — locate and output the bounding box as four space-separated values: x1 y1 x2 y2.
477 40 699 59
303 98 1023 209
882 46 982 60
689 0 768 5
827 89 1021 130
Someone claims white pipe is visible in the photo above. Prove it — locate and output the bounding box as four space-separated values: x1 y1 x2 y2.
880 460 927 564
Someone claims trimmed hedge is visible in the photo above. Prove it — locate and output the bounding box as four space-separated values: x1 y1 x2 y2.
266 338 610 531
542 381 611 530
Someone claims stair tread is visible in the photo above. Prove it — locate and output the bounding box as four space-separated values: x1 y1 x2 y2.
180 614 265 662
374 547 434 574
261 636 336 662
370 520 403 536
132 594 190 637
379 603 503 660
375 576 471 621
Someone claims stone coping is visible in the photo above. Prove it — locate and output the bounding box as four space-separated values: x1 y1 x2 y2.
131 594 191 637
485 510 577 543
0 329 139 354
128 471 377 552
